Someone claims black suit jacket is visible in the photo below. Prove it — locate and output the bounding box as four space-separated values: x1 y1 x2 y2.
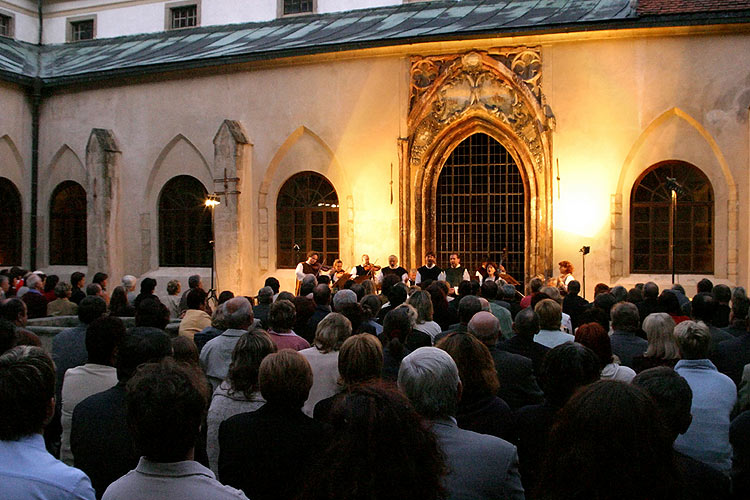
715 333 750 385
497 335 550 377
488 344 544 410
219 403 328 500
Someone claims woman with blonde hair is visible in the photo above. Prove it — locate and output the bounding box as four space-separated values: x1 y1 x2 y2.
407 290 441 343
632 312 679 373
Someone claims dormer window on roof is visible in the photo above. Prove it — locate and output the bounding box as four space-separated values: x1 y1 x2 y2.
283 0 314 16
0 12 12 38
169 4 199 30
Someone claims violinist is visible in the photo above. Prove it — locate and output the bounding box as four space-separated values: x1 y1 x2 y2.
351 254 380 280
295 251 320 283
377 255 408 284
329 259 347 282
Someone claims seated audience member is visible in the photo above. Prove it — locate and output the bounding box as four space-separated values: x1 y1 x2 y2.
610 285 628 304
627 286 644 305
0 346 96 500
469 311 543 410
377 282 408 322
576 322 636 383
535 380 679 500
520 276 544 309
660 290 690 324
723 288 749 338
164 280 182 319
562 280 589 330
578 292 613 332
71 327 172 498
300 383 446 500
179 289 212 341
194 306 227 354
425 282 457 330
408 290 441 342
71 272 86 305
108 286 135 318
632 313 679 373
331 288 357 313
715 320 750 386
263 278 280 302
360 294 384 335
218 291 235 305
313 333 383 422
731 409 750 500
102 359 247 500
253 286 274 330
171 336 200 367
633 367 731 500
438 332 514 441
21 272 47 319
300 313 352 417
712 284 732 328
515 342 601 492
380 305 429 381
179 275 203 313
293 296 316 342
92 273 109 304
1 297 42 347
219 350 328 500
480 280 513 339
533 298 574 348
207 330 275 474
609 301 648 368
132 278 158 310
48 281 79 317
498 307 550 377
266 299 310 351
691 292 732 355
638 281 661 323
438 295 483 341
86 283 104 301
121 275 137 305
540 286 572 334
398 347 524 500
199 298 254 393
60 317 125 465
134 297 170 330
338 301 374 335
673 320 736 473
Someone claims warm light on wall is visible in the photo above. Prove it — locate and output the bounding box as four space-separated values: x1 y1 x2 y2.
553 165 610 239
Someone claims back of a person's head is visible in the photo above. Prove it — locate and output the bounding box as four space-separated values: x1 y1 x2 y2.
593 283 610 296
0 298 25 323
227 329 276 397
134 297 170 330
437 332 498 401
92 272 108 285
593 292 616 315
567 280 581 296
187 274 201 289
644 281 659 299
529 277 544 293
126 358 209 462
166 279 180 296
537 380 675 500
256 286 274 305
381 274 401 297
712 284 731 304
140 277 157 294
300 275 318 296
218 291 235 305
277 291 295 303
480 279 498 300
540 286 563 304
467 310 500 345
574 323 612 369
697 278 714 294
626 287 643 304
632 366 693 441
26 273 42 290
337 302 364 334
54 281 71 299
0 346 55 440
539 342 600 407
457 295 482 324
673 320 711 360
671 284 686 295
349 284 365 302
513 307 540 339
332 289 357 312
299 382 446 500
338 334 383 386
86 283 102 297
312 284 331 306
86 316 126 365
501 284 517 301
259 350 312 408
456 280 473 298
264 277 280 294
78 295 107 324
610 301 640 332
116 327 172 381
0 319 16 354
186 288 207 310
382 306 415 355
731 292 750 320
269 299 296 331
642 313 679 359
398 346 460 419
171 336 200 367
222 296 253 330
690 292 715 323
385 283 408 307
314 312 352 353
535 298 562 330
360 294 382 320
610 286 628 303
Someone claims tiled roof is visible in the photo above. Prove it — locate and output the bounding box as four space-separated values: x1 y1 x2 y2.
638 0 750 15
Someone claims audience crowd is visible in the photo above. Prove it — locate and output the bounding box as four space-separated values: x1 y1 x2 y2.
3 264 750 499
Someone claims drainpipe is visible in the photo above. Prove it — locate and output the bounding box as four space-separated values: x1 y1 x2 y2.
29 0 42 270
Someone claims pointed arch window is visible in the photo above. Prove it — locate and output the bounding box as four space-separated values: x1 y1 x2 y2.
631 161 713 274
50 181 87 265
0 177 22 266
158 175 212 267
277 172 339 268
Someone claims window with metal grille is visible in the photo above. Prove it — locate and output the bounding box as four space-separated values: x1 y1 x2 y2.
0 177 22 266
277 172 338 268
70 19 94 41
0 14 12 38
170 5 198 29
436 133 526 285
283 0 313 15
158 176 212 267
631 161 713 274
49 181 87 265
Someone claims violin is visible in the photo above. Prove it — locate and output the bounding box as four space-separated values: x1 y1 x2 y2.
311 260 332 275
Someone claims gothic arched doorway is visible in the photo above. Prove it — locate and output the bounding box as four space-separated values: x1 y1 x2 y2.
436 133 526 284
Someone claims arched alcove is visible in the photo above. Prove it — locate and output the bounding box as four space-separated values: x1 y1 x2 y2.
0 177 22 266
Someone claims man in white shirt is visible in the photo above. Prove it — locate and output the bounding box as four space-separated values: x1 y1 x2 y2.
533 299 574 348
376 255 408 284
415 251 446 285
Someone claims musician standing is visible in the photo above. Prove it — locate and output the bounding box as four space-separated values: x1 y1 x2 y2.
377 255 408 284
350 254 377 280
329 259 347 282
415 251 445 285
295 251 319 282
445 253 471 289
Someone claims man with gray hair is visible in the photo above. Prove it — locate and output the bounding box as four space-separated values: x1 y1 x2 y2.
469 311 543 410
179 274 203 313
332 288 357 312
200 297 254 392
398 347 524 500
609 301 647 368
121 275 137 304
21 272 47 319
0 274 9 300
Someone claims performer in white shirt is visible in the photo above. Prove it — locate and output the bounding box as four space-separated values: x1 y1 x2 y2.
376 255 409 284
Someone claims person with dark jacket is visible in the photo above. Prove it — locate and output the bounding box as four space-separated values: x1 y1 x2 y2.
562 280 589 330
498 307 550 377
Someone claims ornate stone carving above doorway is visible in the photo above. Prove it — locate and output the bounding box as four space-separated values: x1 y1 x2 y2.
399 48 555 282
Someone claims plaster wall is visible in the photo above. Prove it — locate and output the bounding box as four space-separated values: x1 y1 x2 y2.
0 80 32 267
1 0 38 43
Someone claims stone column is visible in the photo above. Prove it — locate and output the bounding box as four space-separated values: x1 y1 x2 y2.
213 120 252 296
86 129 122 280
